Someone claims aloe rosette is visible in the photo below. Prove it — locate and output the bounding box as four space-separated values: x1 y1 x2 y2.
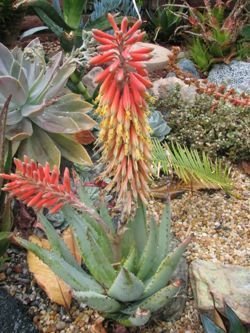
0 38 96 166
90 14 153 214
0 157 190 327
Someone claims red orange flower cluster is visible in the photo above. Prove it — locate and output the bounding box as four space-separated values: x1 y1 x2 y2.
0 156 76 214
90 14 153 213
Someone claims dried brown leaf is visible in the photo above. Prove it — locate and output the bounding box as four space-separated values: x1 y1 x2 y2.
27 235 72 308
62 227 82 264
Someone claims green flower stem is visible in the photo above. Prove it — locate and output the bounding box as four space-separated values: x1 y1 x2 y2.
70 72 91 100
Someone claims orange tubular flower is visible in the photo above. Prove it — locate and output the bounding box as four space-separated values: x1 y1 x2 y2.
90 14 153 214
0 156 76 214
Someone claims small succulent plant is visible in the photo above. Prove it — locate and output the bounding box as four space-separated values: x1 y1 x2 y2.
149 109 171 141
0 38 96 166
0 157 190 327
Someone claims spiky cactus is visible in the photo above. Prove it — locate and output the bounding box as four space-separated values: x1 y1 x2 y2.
0 0 25 46
0 157 190 327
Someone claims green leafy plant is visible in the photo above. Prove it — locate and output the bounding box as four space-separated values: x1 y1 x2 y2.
0 38 96 166
184 0 249 71
0 157 191 327
201 301 247 333
189 38 211 72
152 138 232 192
0 0 25 45
160 88 250 163
146 1 184 41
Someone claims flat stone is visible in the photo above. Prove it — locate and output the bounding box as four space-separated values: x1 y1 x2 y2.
132 42 172 72
190 260 250 324
208 60 250 93
82 66 103 95
151 77 197 104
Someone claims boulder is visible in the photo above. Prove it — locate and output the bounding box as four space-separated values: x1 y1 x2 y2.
190 260 250 324
208 60 250 93
132 42 172 72
0 288 38 333
82 66 103 95
151 77 197 103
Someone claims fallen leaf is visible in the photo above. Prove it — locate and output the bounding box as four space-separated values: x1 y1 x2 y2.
27 227 81 309
63 227 81 264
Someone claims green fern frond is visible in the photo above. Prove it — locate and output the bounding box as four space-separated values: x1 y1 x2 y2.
152 138 233 192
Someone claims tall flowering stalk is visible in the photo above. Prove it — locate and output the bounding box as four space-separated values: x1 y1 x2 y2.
90 14 153 213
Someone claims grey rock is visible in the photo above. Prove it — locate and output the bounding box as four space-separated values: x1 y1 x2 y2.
208 60 250 93
82 66 103 95
190 260 250 324
131 42 172 72
0 288 38 333
177 58 200 78
151 77 197 104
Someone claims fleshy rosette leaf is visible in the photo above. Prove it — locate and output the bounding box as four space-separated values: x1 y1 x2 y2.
90 14 153 214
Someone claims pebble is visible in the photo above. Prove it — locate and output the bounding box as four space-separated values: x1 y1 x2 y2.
56 321 66 330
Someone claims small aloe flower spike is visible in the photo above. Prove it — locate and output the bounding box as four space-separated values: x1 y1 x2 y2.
90 14 153 214
0 157 111 233
0 156 76 214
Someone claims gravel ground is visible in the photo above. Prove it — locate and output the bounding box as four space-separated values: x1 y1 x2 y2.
0 167 249 333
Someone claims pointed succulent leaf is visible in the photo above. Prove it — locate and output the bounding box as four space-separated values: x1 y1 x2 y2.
10 60 29 93
99 203 115 235
73 290 121 313
0 232 11 242
42 61 76 100
123 247 137 273
37 212 82 271
21 104 47 118
131 201 147 257
0 76 27 105
6 109 23 126
32 112 95 134
0 43 14 75
74 212 114 263
121 219 135 259
123 280 181 314
113 309 151 327
108 267 145 302
52 94 93 114
48 133 92 166
63 0 86 29
28 51 63 101
63 206 116 288
151 203 171 273
224 303 247 333
15 236 104 293
143 238 191 297
200 315 226 333
5 118 33 141
17 126 61 167
137 217 158 280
